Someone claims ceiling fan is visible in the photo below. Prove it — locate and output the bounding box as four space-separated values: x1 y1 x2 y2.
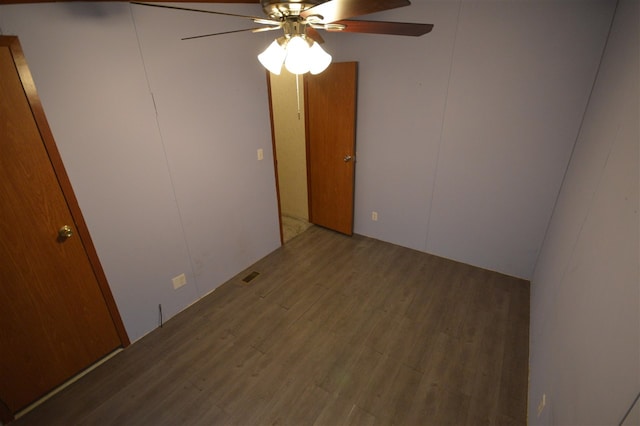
131 0 434 75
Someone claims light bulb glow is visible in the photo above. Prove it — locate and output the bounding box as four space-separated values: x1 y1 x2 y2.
258 39 286 75
258 35 333 75
308 41 332 75
284 36 311 75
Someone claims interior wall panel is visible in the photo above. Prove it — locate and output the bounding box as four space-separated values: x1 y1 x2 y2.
0 2 280 341
529 0 639 422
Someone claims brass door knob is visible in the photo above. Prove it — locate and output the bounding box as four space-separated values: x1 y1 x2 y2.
58 225 73 240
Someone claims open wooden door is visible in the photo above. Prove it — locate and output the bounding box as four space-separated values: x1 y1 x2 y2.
0 36 129 422
304 62 358 235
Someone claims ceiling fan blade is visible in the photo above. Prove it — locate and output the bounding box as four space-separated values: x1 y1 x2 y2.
329 19 433 36
301 0 410 23
130 2 275 23
181 27 265 40
306 27 325 44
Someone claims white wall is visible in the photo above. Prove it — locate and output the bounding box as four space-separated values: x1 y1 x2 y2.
0 0 620 343
0 2 280 342
335 0 615 279
528 0 639 423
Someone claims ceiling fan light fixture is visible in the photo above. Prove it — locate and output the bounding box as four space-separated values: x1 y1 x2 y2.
283 35 311 75
308 41 331 75
258 38 286 75
137 1 434 76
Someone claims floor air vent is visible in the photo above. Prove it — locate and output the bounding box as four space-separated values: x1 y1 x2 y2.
241 271 260 284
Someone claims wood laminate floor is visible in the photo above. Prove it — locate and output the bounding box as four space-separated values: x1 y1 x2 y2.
15 226 530 425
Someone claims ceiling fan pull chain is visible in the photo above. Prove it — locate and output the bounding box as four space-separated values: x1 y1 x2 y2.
296 73 302 120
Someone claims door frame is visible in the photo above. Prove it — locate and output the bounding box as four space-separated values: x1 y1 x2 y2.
267 63 358 242
265 71 285 244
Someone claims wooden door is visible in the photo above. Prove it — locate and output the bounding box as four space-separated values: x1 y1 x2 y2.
0 37 128 421
304 62 358 235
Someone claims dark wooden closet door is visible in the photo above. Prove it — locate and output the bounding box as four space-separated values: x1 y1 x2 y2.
0 36 127 420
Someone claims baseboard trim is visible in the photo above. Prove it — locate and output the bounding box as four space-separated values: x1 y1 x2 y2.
14 348 123 420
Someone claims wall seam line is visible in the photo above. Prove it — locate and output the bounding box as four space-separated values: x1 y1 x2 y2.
423 0 463 252
129 4 202 298
528 0 620 281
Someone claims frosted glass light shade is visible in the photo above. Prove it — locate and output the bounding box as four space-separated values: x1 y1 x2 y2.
284 36 311 75
308 42 332 75
258 35 333 75
258 39 286 75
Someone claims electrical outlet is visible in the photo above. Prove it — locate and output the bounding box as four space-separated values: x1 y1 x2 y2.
172 273 187 290
372 211 378 221
537 393 546 417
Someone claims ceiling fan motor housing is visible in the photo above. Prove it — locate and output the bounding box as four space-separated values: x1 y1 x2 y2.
261 0 323 19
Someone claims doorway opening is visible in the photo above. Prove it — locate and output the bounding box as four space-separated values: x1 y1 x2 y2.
268 70 312 243
267 62 358 244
